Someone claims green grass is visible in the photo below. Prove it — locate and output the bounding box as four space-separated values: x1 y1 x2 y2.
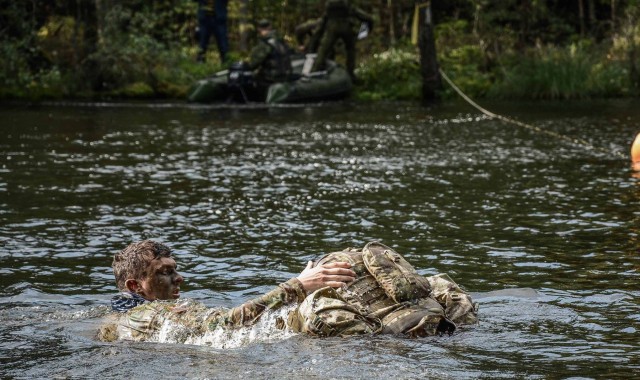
489 43 629 99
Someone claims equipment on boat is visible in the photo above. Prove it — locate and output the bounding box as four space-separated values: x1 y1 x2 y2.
187 55 352 104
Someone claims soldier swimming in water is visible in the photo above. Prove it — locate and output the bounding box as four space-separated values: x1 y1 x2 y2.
98 240 477 342
98 240 355 342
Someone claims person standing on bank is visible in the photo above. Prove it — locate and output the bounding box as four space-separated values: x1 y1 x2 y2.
195 0 229 63
310 0 373 81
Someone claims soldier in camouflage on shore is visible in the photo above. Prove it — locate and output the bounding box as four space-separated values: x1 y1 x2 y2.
98 240 477 343
310 0 374 81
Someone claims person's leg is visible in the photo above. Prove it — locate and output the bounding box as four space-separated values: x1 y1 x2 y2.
213 17 229 63
311 26 338 72
343 30 357 80
197 12 213 62
307 24 324 54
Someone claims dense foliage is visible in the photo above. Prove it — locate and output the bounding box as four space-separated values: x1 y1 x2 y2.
1 0 638 101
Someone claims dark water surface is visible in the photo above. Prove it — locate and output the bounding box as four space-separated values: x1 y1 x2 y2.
1 99 639 379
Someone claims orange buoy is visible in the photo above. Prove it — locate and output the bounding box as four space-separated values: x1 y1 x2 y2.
633 132 640 171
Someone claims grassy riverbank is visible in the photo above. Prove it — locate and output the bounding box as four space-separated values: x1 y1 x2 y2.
3 44 632 102
2 3 638 103
355 22 637 101
3 37 635 103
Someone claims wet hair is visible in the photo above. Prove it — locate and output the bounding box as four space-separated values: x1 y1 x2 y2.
112 240 173 291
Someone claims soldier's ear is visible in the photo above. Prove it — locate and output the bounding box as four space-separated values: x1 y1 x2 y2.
125 279 141 293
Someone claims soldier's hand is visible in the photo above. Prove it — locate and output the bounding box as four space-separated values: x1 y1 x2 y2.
296 261 356 293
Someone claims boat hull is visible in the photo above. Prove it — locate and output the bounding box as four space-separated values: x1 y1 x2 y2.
187 58 352 104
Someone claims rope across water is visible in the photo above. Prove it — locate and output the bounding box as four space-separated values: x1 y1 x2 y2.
438 69 628 160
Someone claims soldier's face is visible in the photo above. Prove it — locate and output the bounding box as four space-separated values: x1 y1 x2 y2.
137 257 184 301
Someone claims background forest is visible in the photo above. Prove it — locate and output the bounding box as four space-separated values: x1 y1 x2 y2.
1 0 639 101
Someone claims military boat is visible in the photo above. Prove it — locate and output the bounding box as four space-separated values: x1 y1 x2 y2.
186 55 352 104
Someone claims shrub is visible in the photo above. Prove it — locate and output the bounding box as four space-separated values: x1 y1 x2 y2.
488 41 626 99
354 46 422 101
438 44 493 99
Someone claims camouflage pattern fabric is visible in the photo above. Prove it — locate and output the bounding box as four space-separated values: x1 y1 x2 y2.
295 18 324 53
247 30 292 83
287 243 477 338
287 286 380 337
428 273 479 325
98 278 306 342
98 244 478 343
310 0 373 77
362 241 432 303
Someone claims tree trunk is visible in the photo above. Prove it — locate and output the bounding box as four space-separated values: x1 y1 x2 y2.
588 0 596 35
378 0 389 46
578 0 585 36
78 0 98 62
473 1 481 36
388 0 396 45
519 0 531 45
611 0 616 30
238 0 250 52
94 0 115 45
417 2 440 103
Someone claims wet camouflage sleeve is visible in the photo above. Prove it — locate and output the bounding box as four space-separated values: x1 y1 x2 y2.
99 278 307 342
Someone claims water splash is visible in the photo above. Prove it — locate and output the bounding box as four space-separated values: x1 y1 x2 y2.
150 303 299 349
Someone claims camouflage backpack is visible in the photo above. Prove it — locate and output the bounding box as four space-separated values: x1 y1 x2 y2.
288 242 458 337
362 241 432 303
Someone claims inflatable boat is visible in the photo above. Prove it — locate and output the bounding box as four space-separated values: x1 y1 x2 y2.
186 55 352 104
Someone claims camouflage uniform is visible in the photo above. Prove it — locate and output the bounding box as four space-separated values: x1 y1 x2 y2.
99 243 478 343
295 18 325 54
98 278 306 342
247 30 292 84
286 242 478 337
310 0 373 79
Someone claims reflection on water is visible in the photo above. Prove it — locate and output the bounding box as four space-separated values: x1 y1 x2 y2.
1 100 639 378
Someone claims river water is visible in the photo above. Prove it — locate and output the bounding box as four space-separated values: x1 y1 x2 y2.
1 99 638 379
